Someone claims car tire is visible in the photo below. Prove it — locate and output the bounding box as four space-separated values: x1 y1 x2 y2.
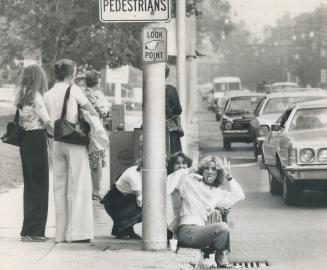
223 138 231 150
282 173 301 205
269 171 282 195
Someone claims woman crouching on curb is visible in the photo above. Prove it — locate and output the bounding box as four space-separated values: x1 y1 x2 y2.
101 159 143 240
173 155 245 268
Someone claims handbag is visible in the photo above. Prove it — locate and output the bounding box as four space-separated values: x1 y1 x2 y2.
1 108 24 147
54 86 90 145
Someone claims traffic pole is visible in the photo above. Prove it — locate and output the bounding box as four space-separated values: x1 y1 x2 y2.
142 53 167 250
176 0 187 152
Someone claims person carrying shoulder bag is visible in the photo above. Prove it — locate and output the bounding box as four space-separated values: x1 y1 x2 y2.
44 59 98 243
14 64 53 242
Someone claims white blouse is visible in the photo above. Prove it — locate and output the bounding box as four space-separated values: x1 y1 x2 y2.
19 92 50 131
116 165 142 195
172 172 245 227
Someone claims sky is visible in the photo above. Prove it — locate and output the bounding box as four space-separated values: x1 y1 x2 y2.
228 0 327 33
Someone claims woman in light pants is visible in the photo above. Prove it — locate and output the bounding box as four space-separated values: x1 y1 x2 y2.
174 156 245 268
44 59 98 243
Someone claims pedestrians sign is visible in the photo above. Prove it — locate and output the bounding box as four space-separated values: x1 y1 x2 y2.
142 28 167 63
99 0 170 22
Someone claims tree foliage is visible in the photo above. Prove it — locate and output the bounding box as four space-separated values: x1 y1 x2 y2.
216 4 327 89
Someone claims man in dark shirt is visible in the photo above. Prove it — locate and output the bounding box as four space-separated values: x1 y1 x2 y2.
165 65 183 155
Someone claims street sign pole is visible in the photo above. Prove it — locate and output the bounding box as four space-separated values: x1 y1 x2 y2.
99 0 170 251
176 0 187 151
142 22 168 251
142 56 167 251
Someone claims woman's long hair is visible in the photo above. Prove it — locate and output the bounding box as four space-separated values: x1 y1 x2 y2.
15 64 48 108
167 151 192 175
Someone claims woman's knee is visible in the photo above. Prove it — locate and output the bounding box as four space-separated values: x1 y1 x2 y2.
213 222 230 235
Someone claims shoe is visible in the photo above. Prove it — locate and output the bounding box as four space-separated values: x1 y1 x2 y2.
215 252 232 268
21 235 48 242
128 232 142 240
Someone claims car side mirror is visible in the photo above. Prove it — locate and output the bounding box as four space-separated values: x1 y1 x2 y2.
271 124 281 132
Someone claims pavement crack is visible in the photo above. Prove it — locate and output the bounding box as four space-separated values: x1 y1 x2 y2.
33 243 57 264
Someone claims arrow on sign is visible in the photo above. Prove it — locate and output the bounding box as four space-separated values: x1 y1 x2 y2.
145 40 164 50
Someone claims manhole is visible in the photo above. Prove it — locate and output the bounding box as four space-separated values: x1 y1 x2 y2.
231 261 269 268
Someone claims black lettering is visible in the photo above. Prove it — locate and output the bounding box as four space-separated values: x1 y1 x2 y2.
139 0 144 11
122 0 127 11
154 0 160 11
109 0 114 11
160 0 167 11
133 0 138 11
127 0 133 11
148 0 154 14
115 0 121 11
103 0 109 11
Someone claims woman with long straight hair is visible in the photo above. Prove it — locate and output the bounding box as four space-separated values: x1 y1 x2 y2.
15 64 53 242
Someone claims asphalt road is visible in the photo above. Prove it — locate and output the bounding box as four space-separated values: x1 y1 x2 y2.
197 108 327 270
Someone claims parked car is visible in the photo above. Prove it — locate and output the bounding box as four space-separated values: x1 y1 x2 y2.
214 90 250 121
271 82 298 92
249 90 327 158
260 100 327 205
220 93 265 149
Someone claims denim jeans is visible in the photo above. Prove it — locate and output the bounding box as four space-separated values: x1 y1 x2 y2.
178 223 230 253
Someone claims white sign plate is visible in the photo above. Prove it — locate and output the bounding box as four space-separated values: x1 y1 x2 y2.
106 65 129 84
99 0 170 22
142 27 167 63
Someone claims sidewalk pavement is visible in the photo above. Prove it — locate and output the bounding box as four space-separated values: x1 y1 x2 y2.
0 112 201 270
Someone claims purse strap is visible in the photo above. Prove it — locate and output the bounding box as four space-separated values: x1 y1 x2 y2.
14 108 19 123
60 86 71 119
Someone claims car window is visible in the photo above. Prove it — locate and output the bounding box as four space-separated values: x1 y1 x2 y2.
226 97 262 113
262 96 320 114
289 107 327 131
228 82 241 91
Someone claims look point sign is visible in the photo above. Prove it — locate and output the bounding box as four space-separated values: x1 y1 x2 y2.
99 0 170 22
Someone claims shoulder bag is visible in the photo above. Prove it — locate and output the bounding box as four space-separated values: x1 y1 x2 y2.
1 108 24 147
54 86 90 145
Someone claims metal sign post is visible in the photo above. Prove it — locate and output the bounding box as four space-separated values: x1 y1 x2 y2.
142 24 168 250
99 0 170 251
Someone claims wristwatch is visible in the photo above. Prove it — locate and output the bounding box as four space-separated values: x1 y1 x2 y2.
226 175 233 181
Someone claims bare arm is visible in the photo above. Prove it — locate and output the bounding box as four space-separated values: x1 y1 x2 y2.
81 102 98 116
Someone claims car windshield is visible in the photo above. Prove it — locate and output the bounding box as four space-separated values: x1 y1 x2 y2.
262 96 319 114
272 84 297 91
226 97 262 114
289 107 327 131
214 82 241 91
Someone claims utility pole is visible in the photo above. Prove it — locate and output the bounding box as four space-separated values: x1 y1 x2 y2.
142 25 167 251
176 0 187 151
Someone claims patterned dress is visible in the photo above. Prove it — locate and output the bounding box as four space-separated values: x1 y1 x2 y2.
84 88 110 169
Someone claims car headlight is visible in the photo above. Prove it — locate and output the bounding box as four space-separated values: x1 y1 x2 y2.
318 149 327 162
300 148 315 163
224 121 232 130
259 125 270 136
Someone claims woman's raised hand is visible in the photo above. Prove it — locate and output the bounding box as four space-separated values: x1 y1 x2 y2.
223 157 231 179
189 152 199 173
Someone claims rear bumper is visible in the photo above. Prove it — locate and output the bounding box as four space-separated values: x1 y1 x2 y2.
222 130 252 141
